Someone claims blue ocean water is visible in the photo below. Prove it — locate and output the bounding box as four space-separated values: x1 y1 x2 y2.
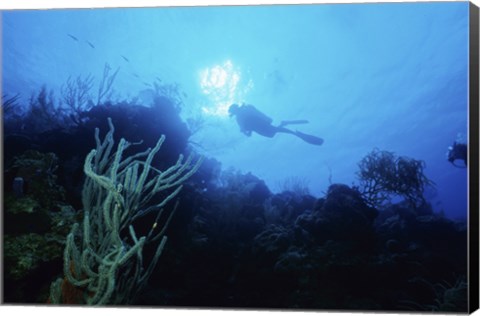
2 2 469 219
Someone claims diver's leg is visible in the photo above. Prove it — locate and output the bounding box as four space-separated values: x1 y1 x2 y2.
279 120 309 128
276 126 297 135
254 125 281 138
276 126 324 145
255 125 296 137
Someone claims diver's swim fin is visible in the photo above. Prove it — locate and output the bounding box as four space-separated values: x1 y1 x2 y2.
279 120 309 127
294 130 324 146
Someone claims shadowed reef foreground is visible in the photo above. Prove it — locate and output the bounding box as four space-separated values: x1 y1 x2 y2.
2 86 468 312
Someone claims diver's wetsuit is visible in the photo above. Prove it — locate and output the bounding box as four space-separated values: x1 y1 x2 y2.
448 142 467 167
230 103 323 145
234 104 279 137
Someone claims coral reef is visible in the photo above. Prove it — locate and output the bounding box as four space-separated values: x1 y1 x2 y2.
3 152 76 303
49 118 203 305
356 148 434 209
2 75 467 312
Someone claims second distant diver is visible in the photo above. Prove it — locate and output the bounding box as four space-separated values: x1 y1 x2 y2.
447 141 467 167
228 103 324 146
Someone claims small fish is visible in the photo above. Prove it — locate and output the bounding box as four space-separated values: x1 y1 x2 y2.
121 55 130 62
67 33 79 41
132 73 140 78
143 82 152 87
86 40 95 49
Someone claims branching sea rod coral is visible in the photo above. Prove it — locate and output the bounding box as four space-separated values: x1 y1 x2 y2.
49 118 203 305
356 148 434 209
1 93 21 115
97 63 120 105
61 74 95 122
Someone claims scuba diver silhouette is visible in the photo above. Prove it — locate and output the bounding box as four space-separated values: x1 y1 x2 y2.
228 103 324 146
447 141 467 167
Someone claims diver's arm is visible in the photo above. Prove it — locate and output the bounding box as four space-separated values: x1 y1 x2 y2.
240 125 252 136
242 129 252 137
236 114 252 136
